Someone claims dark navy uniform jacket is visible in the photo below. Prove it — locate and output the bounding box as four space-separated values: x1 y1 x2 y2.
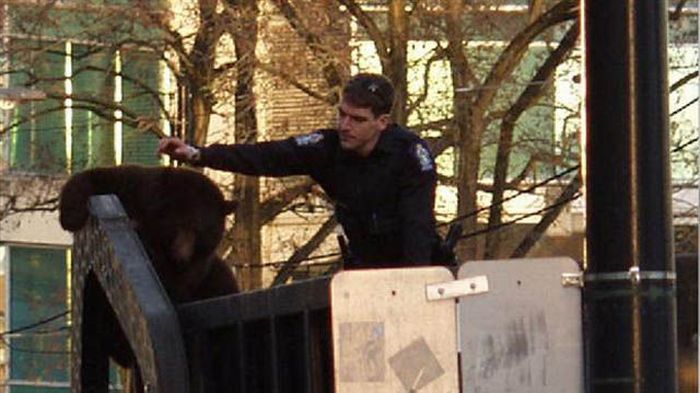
197 124 440 269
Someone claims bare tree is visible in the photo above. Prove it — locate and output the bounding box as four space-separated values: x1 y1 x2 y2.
235 0 696 278
272 0 581 261
0 0 333 290
226 0 263 290
2 0 696 286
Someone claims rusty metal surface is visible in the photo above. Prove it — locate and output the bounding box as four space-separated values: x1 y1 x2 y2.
71 194 188 393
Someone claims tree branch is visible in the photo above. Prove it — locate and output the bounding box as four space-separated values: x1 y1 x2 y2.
406 47 447 114
670 70 698 93
336 0 390 59
670 0 690 21
259 179 317 225
271 0 345 89
485 22 579 257
474 0 578 112
257 62 335 104
271 215 338 286
510 172 582 258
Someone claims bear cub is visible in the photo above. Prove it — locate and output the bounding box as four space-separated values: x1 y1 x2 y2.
60 165 240 382
59 164 239 301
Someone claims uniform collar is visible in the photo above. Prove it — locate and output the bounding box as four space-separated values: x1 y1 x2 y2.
372 124 398 154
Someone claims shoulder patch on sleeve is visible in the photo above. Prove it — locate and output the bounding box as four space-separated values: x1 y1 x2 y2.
294 132 324 146
413 143 434 172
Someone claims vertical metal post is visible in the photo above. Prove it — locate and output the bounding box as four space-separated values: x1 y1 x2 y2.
302 310 313 393
269 317 279 393
582 1 677 392
237 322 247 393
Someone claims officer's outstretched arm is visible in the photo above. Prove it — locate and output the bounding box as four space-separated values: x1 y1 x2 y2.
157 137 200 163
194 131 331 177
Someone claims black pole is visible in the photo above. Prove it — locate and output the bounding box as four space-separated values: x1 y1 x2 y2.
582 1 677 392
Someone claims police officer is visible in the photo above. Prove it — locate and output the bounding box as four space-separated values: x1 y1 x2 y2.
158 73 445 269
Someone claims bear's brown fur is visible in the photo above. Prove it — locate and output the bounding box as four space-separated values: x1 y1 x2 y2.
59 165 239 381
59 165 239 301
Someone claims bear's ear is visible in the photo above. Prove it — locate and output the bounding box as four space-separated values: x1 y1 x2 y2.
222 200 238 215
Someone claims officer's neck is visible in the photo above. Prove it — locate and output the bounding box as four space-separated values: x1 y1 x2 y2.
355 140 379 157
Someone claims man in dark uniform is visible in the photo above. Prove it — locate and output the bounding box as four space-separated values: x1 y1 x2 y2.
158 73 447 269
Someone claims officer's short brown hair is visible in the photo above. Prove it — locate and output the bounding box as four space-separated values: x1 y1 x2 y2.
342 73 394 117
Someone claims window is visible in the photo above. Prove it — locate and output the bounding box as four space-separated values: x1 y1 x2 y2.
119 48 162 166
7 246 70 392
8 41 67 173
70 44 117 170
6 39 165 174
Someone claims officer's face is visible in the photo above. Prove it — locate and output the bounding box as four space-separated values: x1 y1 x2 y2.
337 100 390 157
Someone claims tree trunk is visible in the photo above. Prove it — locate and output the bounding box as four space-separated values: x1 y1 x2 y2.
188 0 221 146
190 92 212 146
455 111 483 260
228 0 261 291
446 0 481 260
387 0 409 124
484 119 514 259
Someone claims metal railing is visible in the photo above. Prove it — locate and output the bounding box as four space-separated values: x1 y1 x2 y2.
72 194 334 393
178 278 333 393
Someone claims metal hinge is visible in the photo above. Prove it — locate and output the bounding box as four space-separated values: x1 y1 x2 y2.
561 272 584 288
426 275 489 301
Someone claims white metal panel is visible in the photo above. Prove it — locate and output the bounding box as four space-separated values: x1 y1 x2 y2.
458 257 583 393
331 267 459 393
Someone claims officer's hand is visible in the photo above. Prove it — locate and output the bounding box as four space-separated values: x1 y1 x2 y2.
157 137 200 162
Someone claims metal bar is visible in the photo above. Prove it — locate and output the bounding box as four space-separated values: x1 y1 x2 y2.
302 310 313 393
177 276 332 330
582 1 678 392
585 271 676 282
74 195 189 393
425 275 489 300
237 322 246 393
269 317 279 393
178 277 333 393
80 275 110 393
584 1 634 274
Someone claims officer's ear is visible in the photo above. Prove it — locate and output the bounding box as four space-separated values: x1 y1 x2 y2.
376 113 391 130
